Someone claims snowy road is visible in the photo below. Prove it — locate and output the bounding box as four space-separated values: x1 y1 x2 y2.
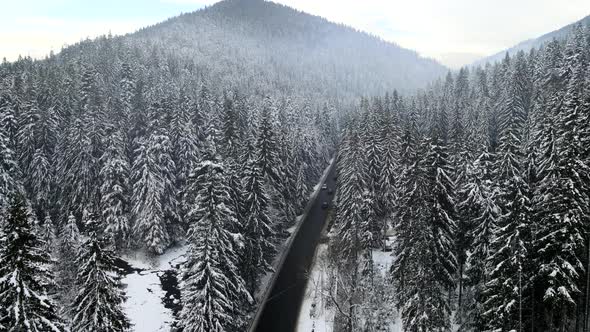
252 163 338 332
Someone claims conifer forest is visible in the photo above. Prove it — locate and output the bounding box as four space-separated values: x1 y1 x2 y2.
1 1 590 331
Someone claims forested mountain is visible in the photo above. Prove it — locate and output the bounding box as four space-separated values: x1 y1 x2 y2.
0 0 388 330
5 0 589 331
474 13 590 66
332 23 590 331
128 0 447 100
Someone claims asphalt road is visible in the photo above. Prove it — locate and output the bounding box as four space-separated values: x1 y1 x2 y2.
254 164 337 332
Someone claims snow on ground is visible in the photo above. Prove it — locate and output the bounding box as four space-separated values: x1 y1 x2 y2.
122 245 187 332
372 248 394 276
296 243 335 332
297 232 404 332
123 271 171 332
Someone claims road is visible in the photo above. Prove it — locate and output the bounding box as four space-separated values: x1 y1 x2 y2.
254 163 337 332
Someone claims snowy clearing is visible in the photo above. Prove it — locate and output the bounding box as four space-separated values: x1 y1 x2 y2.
122 245 187 332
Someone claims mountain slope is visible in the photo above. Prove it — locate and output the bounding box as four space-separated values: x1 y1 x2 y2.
127 0 447 100
473 14 590 66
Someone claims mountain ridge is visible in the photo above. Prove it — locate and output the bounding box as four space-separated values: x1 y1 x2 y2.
473 14 590 66
123 0 447 100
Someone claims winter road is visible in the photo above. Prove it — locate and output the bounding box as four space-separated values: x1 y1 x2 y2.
252 162 337 332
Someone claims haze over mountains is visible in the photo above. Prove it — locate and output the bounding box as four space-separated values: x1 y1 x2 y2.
473 13 590 66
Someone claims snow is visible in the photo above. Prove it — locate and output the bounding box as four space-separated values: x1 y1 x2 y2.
309 159 335 199
123 271 170 332
122 245 187 332
296 243 405 332
296 243 334 332
297 228 466 332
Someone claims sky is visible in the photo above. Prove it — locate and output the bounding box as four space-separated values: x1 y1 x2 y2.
2 0 590 68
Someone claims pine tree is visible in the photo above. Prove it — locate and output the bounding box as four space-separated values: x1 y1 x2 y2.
172 95 199 223
294 162 309 212
484 54 532 332
0 93 18 153
391 133 458 332
531 24 589 330
255 98 284 187
334 127 369 262
56 213 81 310
360 104 385 246
100 129 131 248
17 90 57 215
151 102 182 243
392 130 424 301
40 214 56 254
461 151 499 331
0 194 66 331
71 233 131 332
179 154 252 331
0 122 18 215
221 92 240 159
240 158 277 293
131 136 169 254
119 62 135 130
378 104 401 219
58 66 104 219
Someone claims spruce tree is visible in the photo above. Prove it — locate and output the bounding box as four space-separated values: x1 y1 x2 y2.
0 123 18 214
56 213 81 310
71 232 131 332
100 129 131 248
393 137 456 332
240 158 277 293
531 24 589 329
483 55 532 331
131 136 169 254
178 148 251 331
0 194 66 331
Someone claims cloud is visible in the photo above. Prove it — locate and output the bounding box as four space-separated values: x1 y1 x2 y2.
159 0 218 4
0 17 150 60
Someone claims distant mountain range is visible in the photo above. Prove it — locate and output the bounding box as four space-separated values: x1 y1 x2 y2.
124 0 447 100
473 14 590 66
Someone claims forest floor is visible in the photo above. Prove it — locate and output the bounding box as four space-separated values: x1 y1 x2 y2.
295 242 402 331
296 230 463 332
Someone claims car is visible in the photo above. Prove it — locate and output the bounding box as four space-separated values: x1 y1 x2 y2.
321 184 328 190
321 201 329 209
327 188 334 195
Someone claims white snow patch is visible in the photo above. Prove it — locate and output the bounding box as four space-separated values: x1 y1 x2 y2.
123 271 171 332
122 245 187 332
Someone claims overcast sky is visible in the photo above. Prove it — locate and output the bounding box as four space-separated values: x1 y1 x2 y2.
2 0 589 68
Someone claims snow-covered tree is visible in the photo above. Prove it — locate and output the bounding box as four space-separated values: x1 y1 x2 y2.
100 129 130 248
178 156 252 331
131 136 169 254
71 233 131 332
0 194 66 331
55 213 81 310
240 158 277 293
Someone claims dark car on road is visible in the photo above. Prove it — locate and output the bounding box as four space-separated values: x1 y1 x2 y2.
321 201 329 209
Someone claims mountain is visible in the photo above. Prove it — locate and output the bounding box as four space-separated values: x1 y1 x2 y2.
473 14 590 66
125 0 447 101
